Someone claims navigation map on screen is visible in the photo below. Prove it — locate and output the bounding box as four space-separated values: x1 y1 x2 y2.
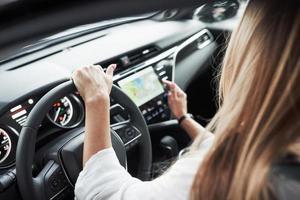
118 67 164 106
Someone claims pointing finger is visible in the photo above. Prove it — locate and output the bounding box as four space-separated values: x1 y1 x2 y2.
106 64 117 77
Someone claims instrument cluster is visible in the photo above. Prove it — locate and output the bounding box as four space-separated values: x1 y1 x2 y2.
47 94 84 129
0 92 84 169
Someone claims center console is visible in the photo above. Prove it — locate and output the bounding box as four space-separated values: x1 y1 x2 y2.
112 29 214 125
113 49 175 124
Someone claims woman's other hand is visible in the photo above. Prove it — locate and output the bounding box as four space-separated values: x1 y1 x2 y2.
163 80 187 119
163 80 210 140
72 64 116 103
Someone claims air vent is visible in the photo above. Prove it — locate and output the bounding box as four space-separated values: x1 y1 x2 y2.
100 58 123 74
126 46 160 66
99 45 160 73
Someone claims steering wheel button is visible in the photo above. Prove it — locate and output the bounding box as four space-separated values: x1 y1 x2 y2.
125 129 135 139
52 180 58 187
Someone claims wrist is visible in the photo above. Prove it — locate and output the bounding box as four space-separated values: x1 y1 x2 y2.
175 111 187 119
180 117 193 127
177 113 194 126
84 93 109 106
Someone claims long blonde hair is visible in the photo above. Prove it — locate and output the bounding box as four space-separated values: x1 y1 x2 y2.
191 0 300 199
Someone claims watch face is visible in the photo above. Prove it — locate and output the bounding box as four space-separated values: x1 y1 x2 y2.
187 113 194 119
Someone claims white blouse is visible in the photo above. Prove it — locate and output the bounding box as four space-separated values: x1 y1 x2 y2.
75 135 215 200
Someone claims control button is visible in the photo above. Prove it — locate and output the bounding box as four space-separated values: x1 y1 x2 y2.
125 128 135 139
147 107 154 112
159 71 166 76
157 100 162 105
152 111 159 117
49 169 68 193
155 65 164 71
146 116 152 121
51 180 59 190
142 110 147 115
203 34 209 40
159 107 164 113
113 114 125 123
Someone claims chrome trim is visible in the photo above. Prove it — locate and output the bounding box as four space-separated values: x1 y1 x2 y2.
172 29 214 76
110 120 131 128
50 186 69 200
111 122 142 147
124 133 142 146
113 32 218 83
113 47 177 82
155 65 164 71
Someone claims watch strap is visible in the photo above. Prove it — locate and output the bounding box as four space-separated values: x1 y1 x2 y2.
178 113 193 125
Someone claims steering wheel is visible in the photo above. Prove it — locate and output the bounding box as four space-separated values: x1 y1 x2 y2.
16 80 152 200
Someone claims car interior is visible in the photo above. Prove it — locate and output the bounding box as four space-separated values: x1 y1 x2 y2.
0 0 299 200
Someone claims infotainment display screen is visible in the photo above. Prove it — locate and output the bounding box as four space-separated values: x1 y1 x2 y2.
118 67 165 106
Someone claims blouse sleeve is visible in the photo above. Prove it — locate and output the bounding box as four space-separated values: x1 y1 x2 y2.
74 135 214 200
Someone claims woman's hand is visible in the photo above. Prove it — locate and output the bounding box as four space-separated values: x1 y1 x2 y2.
163 80 187 119
163 80 211 140
72 64 116 104
72 64 116 165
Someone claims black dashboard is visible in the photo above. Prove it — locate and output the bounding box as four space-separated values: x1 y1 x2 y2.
0 17 218 197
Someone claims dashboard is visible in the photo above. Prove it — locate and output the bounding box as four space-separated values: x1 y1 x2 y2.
0 18 217 181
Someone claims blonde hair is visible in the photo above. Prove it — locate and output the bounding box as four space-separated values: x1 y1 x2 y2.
191 0 300 199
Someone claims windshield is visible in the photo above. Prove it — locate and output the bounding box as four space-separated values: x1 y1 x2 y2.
0 12 156 64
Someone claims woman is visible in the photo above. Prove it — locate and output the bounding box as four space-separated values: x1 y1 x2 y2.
74 0 300 199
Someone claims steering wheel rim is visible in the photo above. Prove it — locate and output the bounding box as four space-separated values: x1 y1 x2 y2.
16 80 152 200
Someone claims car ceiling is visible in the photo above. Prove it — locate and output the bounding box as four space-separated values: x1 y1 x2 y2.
0 0 209 60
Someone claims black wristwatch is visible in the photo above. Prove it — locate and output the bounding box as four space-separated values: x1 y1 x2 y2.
177 113 194 125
